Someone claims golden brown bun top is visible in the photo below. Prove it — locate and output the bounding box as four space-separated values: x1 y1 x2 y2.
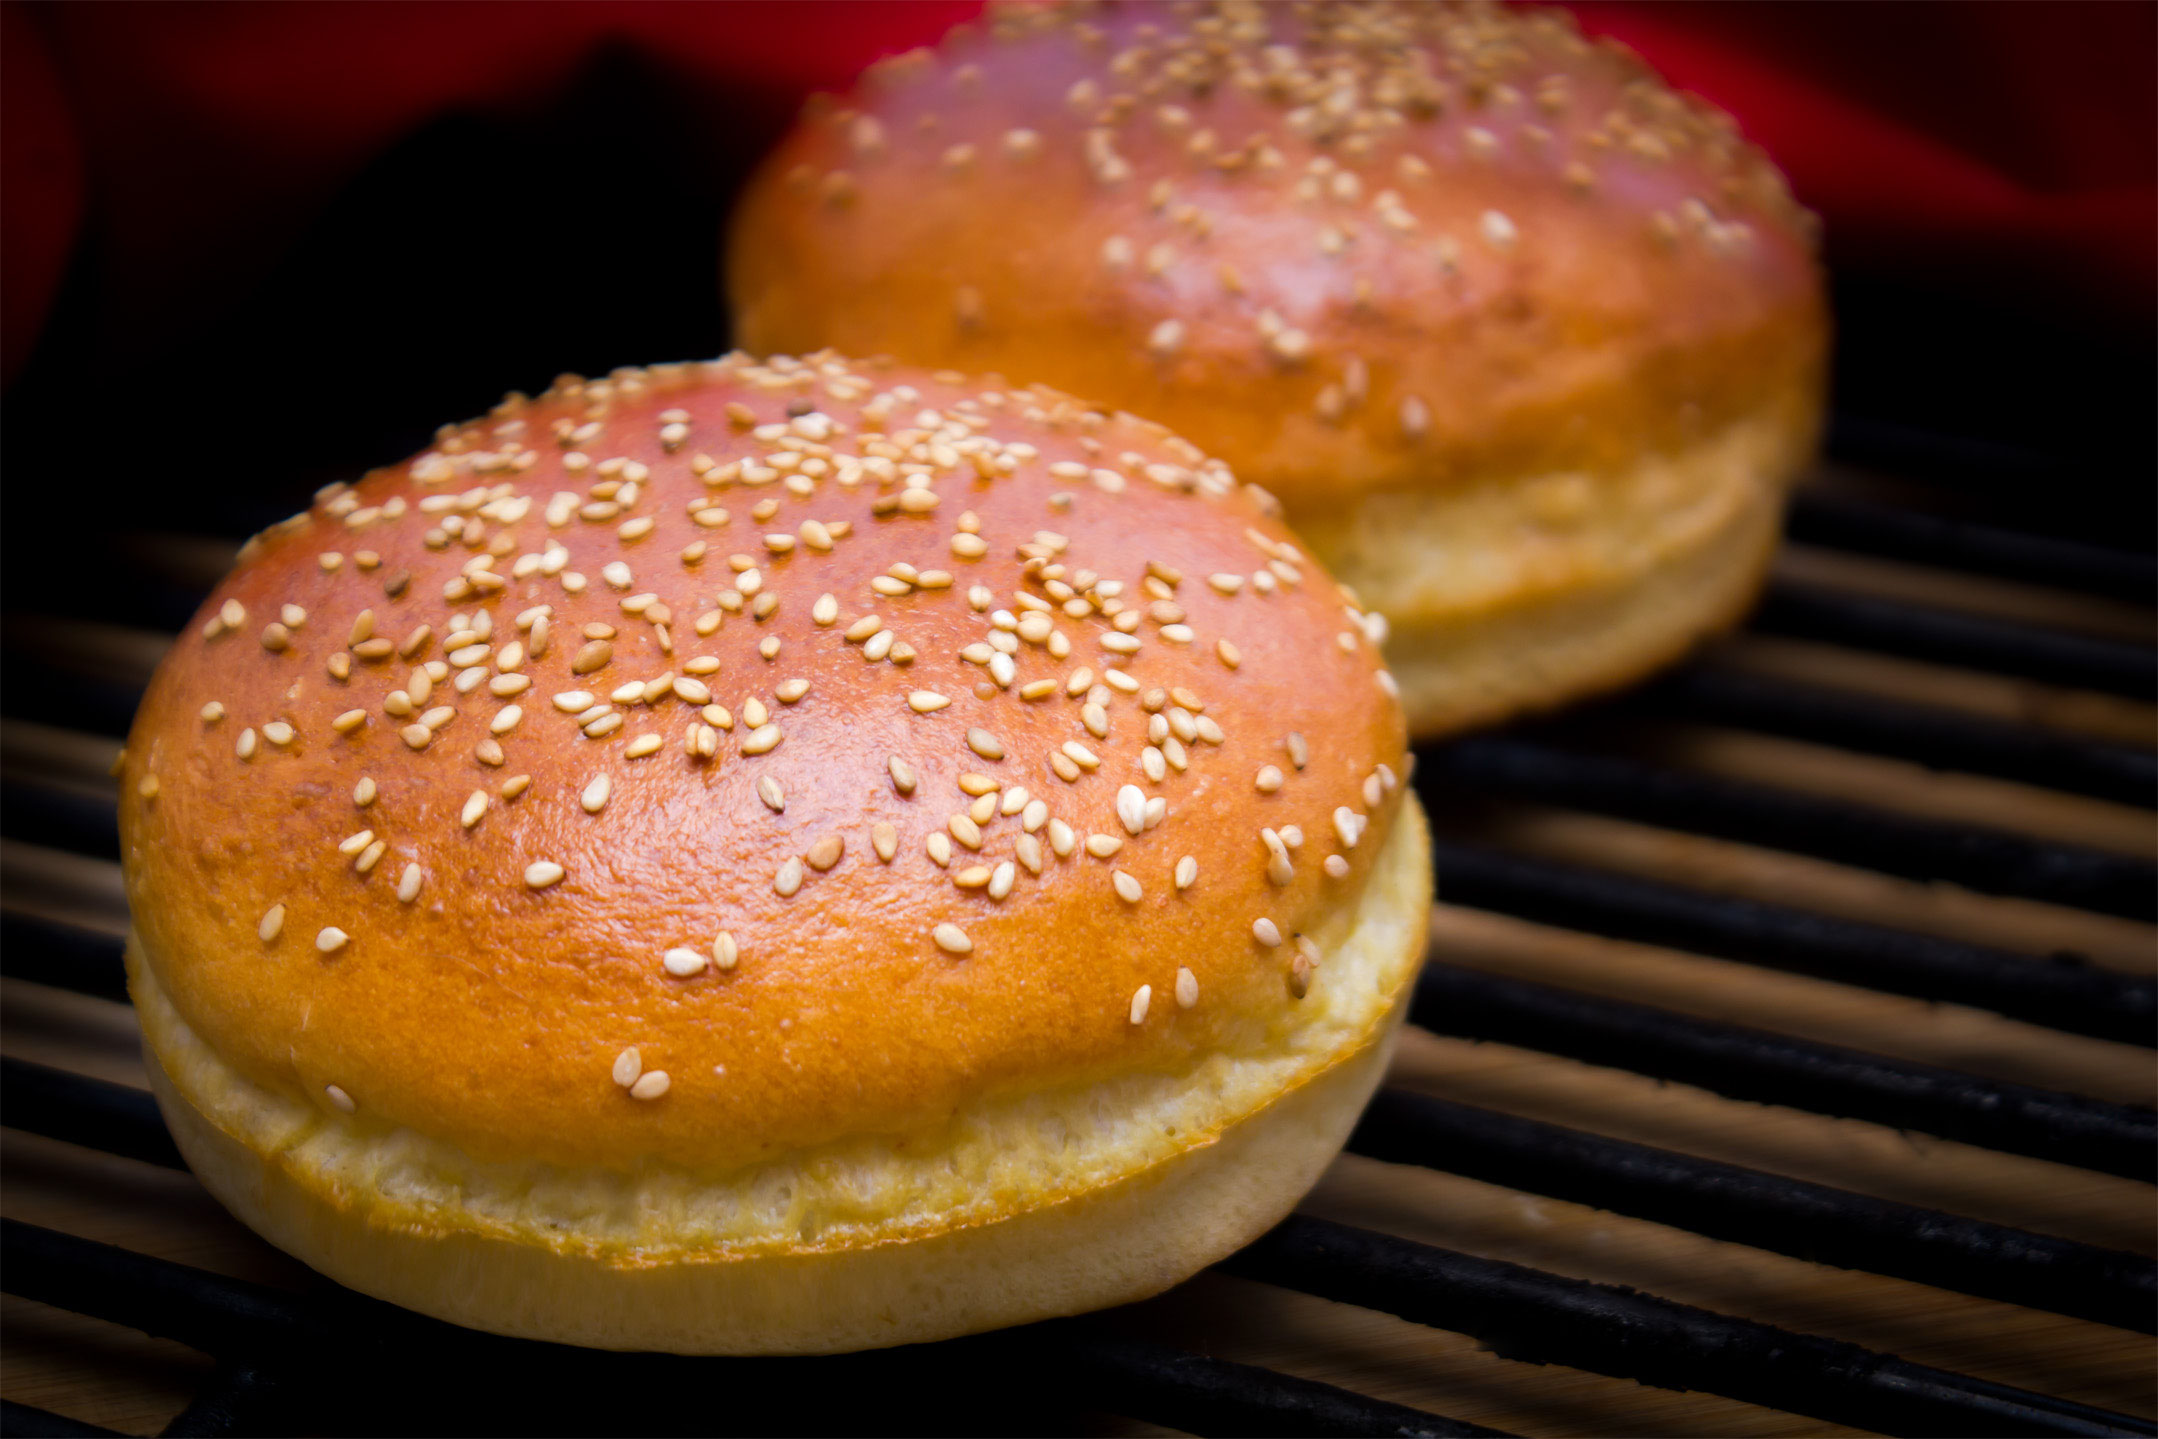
118 353 1409 1174
728 1 1827 506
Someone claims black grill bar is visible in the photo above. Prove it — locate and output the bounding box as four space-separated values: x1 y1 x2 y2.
0 1221 1486 1439
1754 582 2158 700
1 1060 182 1169
0 779 121 863
1423 735 2158 921
1430 840 2157 1046
1224 1215 2155 1438
1637 666 2158 806
1785 492 2158 604
0 914 129 1003
1412 964 2158 1181
1057 1330 1501 1438
1348 1088 2158 1332
0 1401 122 1439
0 654 142 740
159 1362 291 1439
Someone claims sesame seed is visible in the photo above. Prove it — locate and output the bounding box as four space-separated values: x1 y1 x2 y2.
1112 869 1143 903
948 813 983 850
712 932 740 971
630 1070 671 1101
1129 985 1152 1025
1256 766 1283 793
966 728 1005 760
525 861 565 889
1334 807 1363 847
580 775 611 814
774 857 804 896
1048 819 1076 857
908 690 950 713
612 1048 643 1086
872 822 898 862
805 834 845 871
1115 784 1146 835
1175 967 1199 1009
356 775 380 806
263 721 295 747
397 864 424 903
1085 832 1123 859
316 927 349 954
933 922 972 955
1400 396 1430 439
325 1085 356 1114
1253 918 1282 948
501 774 532 799
258 905 285 942
663 947 709 978
741 724 782 755
1286 732 1309 770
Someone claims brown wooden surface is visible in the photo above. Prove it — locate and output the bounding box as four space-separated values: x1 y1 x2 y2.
3 504 2155 1436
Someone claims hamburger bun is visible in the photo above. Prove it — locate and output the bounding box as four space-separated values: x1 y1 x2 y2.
117 352 1429 1354
727 0 1829 735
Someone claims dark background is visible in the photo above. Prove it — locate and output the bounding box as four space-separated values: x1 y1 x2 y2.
4 0 2153 630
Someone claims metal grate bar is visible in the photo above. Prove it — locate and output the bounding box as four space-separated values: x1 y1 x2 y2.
0 655 142 740
1423 735 2158 920
0 1401 122 1439
1785 492 2158 604
0 779 120 862
1754 582 2158 700
158 1363 289 1439
1 917 129 1004
1 1060 182 1170
1057 1330 1505 1438
1411 964 2158 1180
1637 666 2158 806
1430 839 2156 1046
1347 1088 2158 1332
0 1221 1486 1439
1223 1215 2155 1438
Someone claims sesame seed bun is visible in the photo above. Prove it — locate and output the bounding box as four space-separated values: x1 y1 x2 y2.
726 2 1830 736
117 353 1427 1353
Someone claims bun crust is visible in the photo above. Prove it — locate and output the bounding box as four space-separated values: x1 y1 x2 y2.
117 354 1413 1183
727 1 1828 733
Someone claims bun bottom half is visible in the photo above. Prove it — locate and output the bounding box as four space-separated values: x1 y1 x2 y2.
134 800 1431 1355
1297 404 1807 739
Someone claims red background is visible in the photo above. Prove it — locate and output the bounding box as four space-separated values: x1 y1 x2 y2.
3 0 2152 527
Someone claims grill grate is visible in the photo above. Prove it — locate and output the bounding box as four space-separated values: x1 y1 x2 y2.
2 447 2152 1436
